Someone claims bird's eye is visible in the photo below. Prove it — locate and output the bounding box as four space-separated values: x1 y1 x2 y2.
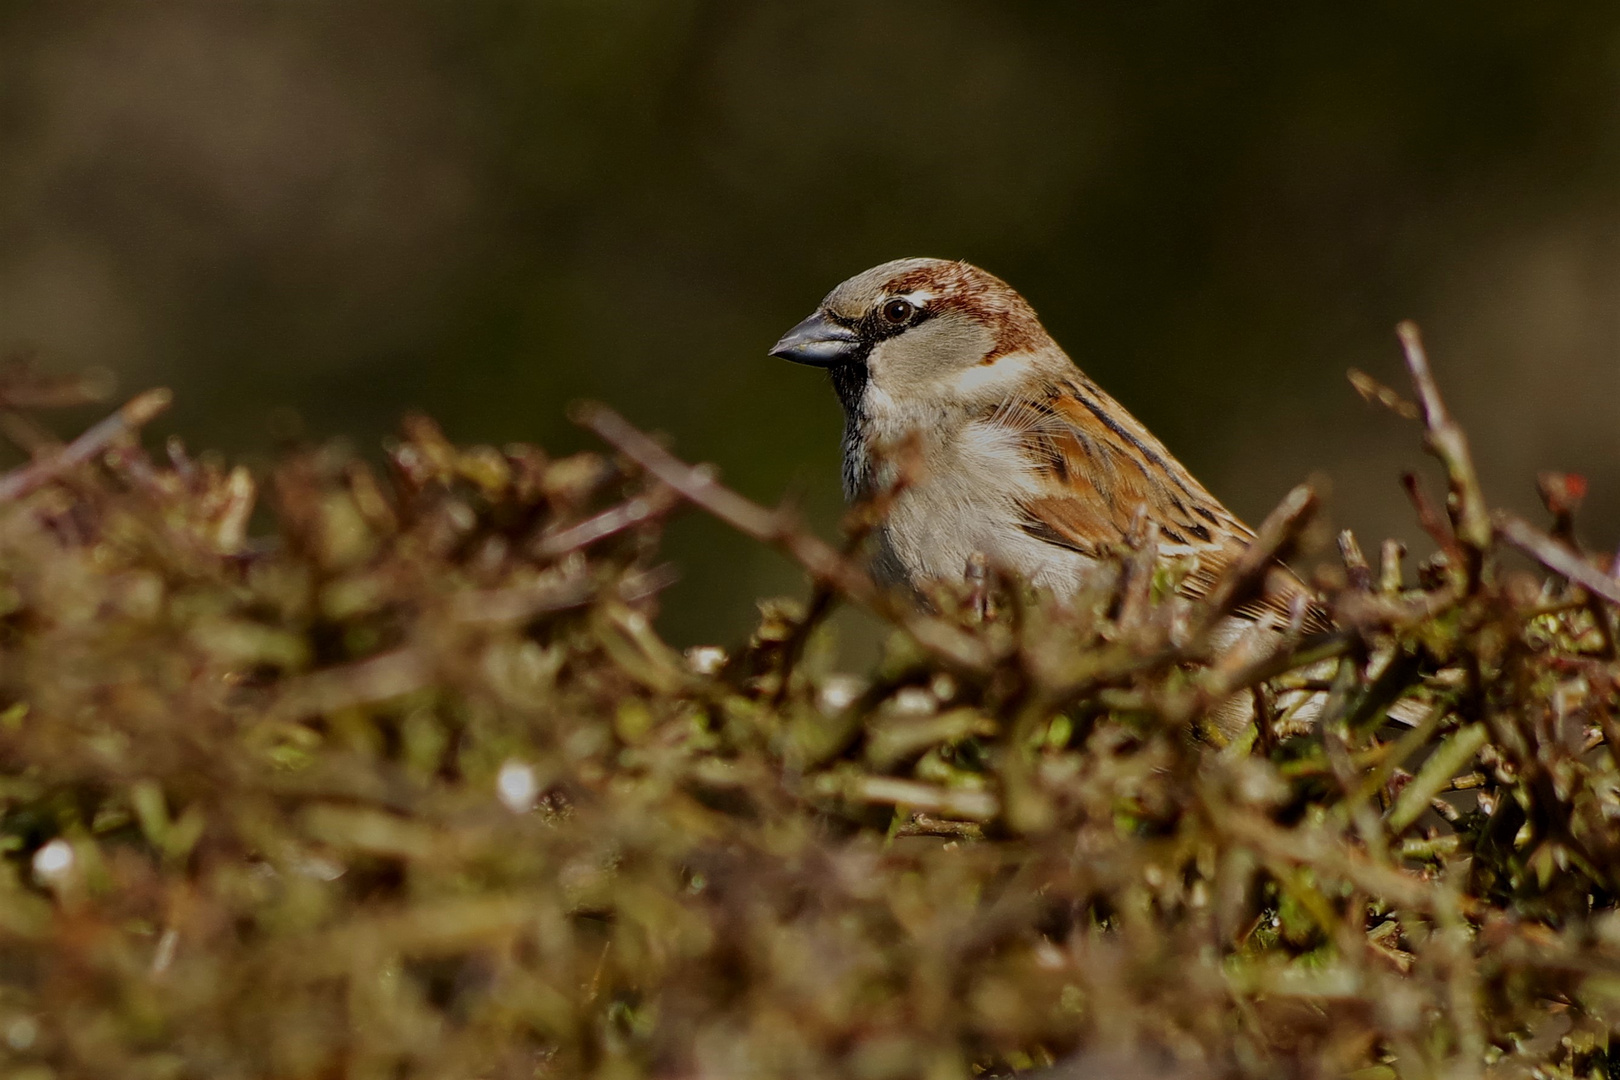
881 298 915 324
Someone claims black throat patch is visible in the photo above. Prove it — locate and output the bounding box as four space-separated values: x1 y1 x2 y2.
818 303 935 500
828 362 869 420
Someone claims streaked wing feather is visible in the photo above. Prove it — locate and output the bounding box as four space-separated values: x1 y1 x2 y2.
999 379 1331 633
1179 554 1331 633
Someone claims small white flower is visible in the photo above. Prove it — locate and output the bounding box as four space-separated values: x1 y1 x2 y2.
817 674 866 714
497 758 538 813
890 686 935 716
32 839 73 883
294 853 345 882
684 645 727 676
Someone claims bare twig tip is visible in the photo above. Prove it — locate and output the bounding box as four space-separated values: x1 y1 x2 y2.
1347 368 1420 420
568 401 607 426
130 388 174 423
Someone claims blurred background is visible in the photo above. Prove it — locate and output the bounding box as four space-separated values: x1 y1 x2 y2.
2 2 1617 647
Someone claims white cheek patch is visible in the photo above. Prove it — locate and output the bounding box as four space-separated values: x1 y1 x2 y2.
863 316 1004 420
948 351 1039 401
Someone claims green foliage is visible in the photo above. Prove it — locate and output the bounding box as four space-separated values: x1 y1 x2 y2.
0 380 1618 1080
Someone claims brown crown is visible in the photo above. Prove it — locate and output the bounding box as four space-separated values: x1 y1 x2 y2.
881 260 1050 362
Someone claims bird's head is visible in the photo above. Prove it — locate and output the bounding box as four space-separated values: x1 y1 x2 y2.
769 258 1062 416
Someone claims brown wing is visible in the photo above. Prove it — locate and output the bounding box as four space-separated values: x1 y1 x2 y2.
997 377 1329 632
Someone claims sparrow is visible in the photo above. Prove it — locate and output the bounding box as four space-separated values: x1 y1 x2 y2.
768 257 1324 645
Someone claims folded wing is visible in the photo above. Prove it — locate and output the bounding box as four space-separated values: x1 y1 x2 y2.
996 376 1329 632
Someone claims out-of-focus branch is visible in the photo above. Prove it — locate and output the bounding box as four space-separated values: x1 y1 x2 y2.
1338 529 1373 592
1211 802 1478 917
531 484 681 559
0 389 173 503
771 441 925 703
1347 367 1420 419
573 403 996 673
1495 511 1620 607
1188 482 1318 644
0 359 115 409
1400 471 1458 557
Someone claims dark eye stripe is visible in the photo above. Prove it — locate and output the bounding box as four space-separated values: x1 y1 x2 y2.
823 300 934 349
854 303 933 344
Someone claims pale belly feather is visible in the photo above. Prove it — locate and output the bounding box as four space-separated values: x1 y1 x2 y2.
872 418 1094 592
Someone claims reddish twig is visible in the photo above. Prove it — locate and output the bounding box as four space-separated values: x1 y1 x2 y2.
0 389 172 503
1494 511 1620 607
1400 471 1456 555
1396 323 1491 584
531 484 681 559
572 403 995 673
772 446 927 704
1190 483 1318 643
1338 529 1373 592
1348 368 1420 420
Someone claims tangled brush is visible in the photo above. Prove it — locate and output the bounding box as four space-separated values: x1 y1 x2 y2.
1 326 1619 1080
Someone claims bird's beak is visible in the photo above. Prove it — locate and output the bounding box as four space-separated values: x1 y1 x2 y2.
769 312 861 367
